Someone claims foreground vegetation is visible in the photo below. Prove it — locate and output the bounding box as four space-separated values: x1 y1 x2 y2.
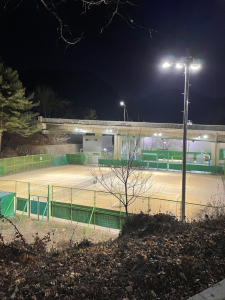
0 213 225 299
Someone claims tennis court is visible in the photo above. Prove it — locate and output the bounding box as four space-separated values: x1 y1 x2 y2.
1 165 222 207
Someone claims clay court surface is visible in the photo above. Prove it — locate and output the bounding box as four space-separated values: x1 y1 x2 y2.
0 165 223 207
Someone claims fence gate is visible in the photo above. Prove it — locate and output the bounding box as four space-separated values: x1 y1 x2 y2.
30 195 49 220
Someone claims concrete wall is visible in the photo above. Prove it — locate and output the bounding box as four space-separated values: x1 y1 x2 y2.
83 136 113 152
20 144 82 157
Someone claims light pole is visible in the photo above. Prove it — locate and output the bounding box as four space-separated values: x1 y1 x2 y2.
120 101 126 122
162 49 201 222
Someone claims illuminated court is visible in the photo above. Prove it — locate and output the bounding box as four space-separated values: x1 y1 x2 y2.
0 165 223 219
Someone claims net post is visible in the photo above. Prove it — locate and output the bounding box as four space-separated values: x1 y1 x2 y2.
148 197 150 215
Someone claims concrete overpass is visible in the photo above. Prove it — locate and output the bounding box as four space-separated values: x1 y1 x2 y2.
39 117 225 165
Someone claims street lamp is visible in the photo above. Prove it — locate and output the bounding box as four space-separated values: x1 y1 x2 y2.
120 101 126 122
162 49 201 222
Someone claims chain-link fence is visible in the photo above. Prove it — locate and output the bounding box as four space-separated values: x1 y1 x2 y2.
0 154 53 176
0 179 224 230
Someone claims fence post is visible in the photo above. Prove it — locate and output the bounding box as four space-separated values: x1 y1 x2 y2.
71 187 73 222
15 181 17 210
47 185 50 221
38 196 40 221
52 185 54 219
28 182 30 218
119 194 122 230
94 190 96 229
148 197 150 215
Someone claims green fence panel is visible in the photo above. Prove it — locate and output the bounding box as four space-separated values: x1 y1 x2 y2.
53 156 68 166
31 200 37 214
95 212 119 229
17 198 27 212
66 154 85 165
0 154 53 176
158 162 167 169
142 154 158 161
149 162 158 168
72 207 93 224
5 166 15 175
169 163 182 170
52 203 71 220
0 166 4 176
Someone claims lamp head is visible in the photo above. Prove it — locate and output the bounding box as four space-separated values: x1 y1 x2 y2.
162 62 171 68
120 101 125 106
176 63 183 69
190 64 201 70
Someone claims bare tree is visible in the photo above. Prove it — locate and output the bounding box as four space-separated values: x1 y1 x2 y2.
1 1 155 48
89 135 154 216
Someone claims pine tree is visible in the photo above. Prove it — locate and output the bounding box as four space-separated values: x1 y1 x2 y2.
0 58 39 151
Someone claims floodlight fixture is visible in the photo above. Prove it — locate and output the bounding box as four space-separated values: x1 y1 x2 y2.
158 133 162 136
120 101 126 121
203 135 208 139
162 62 171 68
190 64 200 70
176 63 183 69
154 133 157 136
109 129 113 133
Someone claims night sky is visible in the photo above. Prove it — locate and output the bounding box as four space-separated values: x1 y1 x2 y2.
1 0 225 124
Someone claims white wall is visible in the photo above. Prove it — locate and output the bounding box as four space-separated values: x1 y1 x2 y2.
142 137 212 153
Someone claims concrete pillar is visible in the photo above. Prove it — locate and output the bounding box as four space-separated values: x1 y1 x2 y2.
211 142 220 166
114 135 120 159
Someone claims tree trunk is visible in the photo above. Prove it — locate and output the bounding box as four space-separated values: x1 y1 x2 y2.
125 204 128 217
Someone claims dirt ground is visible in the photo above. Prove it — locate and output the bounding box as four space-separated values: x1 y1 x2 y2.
0 214 119 251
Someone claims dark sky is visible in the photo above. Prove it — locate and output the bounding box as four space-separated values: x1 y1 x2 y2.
1 0 225 122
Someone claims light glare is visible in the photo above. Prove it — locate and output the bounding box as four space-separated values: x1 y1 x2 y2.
176 63 183 69
191 64 200 70
162 62 171 68
120 101 124 106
